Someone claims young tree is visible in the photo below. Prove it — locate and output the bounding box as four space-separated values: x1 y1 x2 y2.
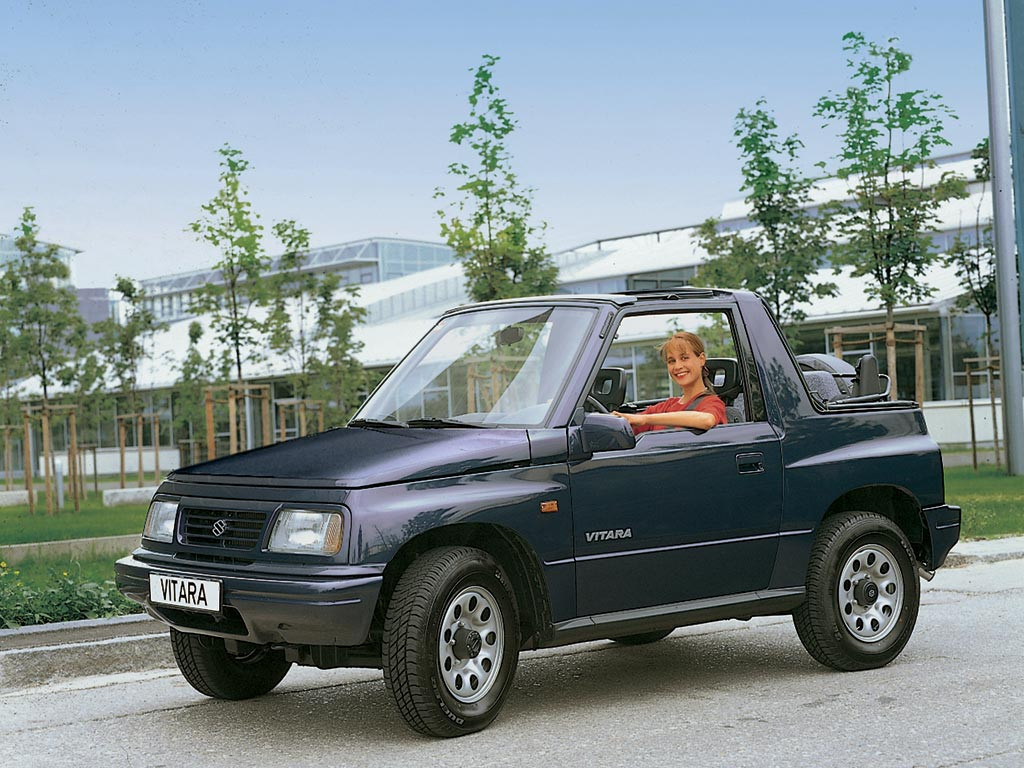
265 220 367 430
94 276 168 414
266 220 321 400
437 54 558 302
9 207 88 405
308 273 367 427
0 256 25 428
815 32 968 395
189 144 271 384
66 348 109 488
945 139 997 361
173 321 213 462
695 99 836 332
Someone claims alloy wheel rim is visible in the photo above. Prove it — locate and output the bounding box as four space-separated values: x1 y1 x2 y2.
837 542 904 643
437 585 504 703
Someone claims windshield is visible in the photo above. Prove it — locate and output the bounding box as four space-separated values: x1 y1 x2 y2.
355 305 597 427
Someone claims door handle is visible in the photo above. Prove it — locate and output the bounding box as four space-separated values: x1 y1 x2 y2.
736 452 765 474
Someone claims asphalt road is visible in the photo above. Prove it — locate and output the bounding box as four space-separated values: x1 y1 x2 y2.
3 559 1021 768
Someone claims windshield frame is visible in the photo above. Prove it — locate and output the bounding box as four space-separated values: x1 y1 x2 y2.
351 301 603 429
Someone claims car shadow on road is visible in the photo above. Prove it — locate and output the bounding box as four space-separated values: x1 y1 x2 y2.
155 622 831 749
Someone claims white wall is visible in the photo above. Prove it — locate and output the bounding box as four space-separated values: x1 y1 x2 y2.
921 399 1009 445
51 447 182 476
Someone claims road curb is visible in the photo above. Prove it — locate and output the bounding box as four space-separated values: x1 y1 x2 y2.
0 534 140 566
0 614 172 690
0 633 174 690
943 550 1024 568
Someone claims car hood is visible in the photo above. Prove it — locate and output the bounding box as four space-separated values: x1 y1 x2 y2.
170 426 533 488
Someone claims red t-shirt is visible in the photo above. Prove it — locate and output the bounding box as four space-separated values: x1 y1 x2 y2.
631 391 727 434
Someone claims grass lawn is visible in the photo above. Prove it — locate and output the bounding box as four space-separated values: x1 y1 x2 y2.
0 498 148 546
5 550 133 591
944 464 1024 539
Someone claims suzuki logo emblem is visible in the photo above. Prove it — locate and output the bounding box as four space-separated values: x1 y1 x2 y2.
211 519 229 537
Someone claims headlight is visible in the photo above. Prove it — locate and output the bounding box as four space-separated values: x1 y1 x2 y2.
268 509 344 556
143 500 178 542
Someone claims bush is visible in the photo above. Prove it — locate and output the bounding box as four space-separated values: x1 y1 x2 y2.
0 560 142 628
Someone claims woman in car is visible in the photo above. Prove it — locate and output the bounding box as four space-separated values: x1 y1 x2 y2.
611 331 726 434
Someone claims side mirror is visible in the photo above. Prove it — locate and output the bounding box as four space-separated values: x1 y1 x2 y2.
580 413 636 453
590 367 627 411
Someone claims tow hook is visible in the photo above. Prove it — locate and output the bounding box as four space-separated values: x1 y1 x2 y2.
918 564 935 582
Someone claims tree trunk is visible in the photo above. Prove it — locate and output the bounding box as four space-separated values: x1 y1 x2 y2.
885 306 898 400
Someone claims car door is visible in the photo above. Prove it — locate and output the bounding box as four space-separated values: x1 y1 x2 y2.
568 420 783 616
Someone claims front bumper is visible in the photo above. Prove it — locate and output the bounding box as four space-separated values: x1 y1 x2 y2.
115 552 383 646
922 503 961 570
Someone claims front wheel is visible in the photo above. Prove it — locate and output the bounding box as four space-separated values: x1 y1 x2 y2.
383 546 521 737
170 628 291 700
793 512 920 671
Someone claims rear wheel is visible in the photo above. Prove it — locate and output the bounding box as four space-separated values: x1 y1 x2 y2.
793 512 920 671
383 546 521 737
170 628 291 700
608 629 674 646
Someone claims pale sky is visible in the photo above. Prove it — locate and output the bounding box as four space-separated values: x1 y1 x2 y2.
0 1 988 288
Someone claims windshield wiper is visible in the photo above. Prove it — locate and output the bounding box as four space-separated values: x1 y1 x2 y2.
348 418 409 429
406 418 488 429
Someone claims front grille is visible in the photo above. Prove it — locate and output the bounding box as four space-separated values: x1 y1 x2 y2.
180 507 267 550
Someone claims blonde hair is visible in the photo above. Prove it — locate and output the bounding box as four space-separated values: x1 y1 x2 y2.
658 332 712 389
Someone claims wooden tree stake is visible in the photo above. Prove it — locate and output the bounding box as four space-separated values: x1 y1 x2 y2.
205 388 216 461
23 412 34 515
119 419 127 489
69 409 80 513
41 409 53 515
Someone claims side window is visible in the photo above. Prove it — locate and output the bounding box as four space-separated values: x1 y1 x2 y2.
592 310 764 425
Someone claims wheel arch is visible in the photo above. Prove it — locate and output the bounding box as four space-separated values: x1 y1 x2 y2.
823 484 925 557
372 523 551 651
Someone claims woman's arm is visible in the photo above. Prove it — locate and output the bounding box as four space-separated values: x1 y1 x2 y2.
611 409 717 431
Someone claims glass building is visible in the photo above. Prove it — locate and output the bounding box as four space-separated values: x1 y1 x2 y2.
138 237 455 322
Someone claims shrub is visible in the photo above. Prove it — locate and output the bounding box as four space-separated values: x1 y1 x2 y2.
0 560 142 628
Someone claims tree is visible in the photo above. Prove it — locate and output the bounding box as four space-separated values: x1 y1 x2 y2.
9 207 88 405
945 139 997 362
0 255 25 428
265 220 367 429
815 32 968 395
266 220 321 400
189 144 270 384
95 276 168 414
437 54 558 302
173 321 213 463
307 273 366 427
695 99 836 332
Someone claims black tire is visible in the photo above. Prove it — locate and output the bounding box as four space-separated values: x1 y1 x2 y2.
608 629 674 646
383 546 521 737
170 628 292 700
793 512 920 671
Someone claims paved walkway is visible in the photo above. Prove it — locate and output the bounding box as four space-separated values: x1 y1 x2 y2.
1 534 1021 689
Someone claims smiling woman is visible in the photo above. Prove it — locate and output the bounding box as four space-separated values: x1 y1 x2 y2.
605 311 740 434
612 331 727 433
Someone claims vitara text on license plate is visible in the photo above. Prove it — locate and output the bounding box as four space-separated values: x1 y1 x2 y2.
149 574 222 613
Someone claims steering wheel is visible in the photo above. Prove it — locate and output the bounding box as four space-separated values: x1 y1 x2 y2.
585 395 609 414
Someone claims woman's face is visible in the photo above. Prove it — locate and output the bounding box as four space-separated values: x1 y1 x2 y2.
665 342 705 391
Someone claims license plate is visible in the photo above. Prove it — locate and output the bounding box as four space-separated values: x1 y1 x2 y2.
150 573 222 613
